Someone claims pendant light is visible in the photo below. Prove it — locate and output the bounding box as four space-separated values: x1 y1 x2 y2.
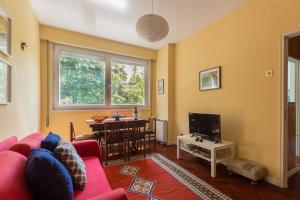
136 0 169 42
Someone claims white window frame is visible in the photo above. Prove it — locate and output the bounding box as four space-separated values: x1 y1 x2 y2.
53 44 150 111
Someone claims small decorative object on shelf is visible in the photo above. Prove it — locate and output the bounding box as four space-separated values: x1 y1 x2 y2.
112 112 126 121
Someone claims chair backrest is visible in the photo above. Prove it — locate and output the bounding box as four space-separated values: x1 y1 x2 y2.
104 121 126 144
148 117 156 132
70 122 75 142
126 120 147 139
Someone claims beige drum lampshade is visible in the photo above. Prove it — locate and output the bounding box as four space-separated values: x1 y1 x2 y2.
136 14 169 42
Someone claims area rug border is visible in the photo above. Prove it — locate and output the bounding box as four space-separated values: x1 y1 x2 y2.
151 153 231 200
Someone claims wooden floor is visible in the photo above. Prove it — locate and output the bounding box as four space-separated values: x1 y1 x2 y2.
155 143 300 200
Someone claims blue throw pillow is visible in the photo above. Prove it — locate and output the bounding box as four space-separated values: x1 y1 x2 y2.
25 148 73 200
41 132 61 152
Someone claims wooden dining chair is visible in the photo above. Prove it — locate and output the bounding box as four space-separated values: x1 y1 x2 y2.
104 121 126 166
70 122 98 142
124 120 147 161
144 117 157 152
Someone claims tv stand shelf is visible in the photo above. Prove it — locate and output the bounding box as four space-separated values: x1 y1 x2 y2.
177 134 235 177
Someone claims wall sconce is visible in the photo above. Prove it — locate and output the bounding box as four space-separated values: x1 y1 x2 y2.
21 42 27 51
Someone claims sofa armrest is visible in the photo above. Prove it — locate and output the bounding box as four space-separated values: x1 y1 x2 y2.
71 140 102 163
87 188 128 200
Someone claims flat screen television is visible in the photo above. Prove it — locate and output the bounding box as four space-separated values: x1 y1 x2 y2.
189 113 221 143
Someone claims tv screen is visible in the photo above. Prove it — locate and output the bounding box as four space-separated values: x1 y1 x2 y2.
189 113 221 142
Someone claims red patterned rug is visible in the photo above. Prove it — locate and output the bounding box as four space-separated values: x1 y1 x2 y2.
104 154 230 200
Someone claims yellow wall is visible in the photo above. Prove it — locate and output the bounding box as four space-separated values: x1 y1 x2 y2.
156 46 169 120
155 44 175 143
40 25 157 140
173 0 300 181
0 0 40 140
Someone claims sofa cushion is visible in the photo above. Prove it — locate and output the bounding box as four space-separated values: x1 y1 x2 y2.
74 156 111 200
55 141 87 190
25 148 73 200
0 151 32 200
0 136 17 152
41 132 61 152
10 133 45 157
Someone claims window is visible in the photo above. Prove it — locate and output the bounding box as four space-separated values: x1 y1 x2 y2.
111 58 146 105
53 44 150 110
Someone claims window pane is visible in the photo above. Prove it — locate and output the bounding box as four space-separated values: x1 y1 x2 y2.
111 60 145 105
59 51 105 105
0 61 8 103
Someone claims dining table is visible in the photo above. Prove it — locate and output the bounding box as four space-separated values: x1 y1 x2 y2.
86 117 149 161
86 117 149 140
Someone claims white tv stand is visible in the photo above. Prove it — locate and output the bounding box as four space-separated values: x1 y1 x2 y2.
177 134 235 177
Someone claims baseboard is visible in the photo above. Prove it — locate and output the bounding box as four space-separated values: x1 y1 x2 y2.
264 176 281 187
287 167 298 178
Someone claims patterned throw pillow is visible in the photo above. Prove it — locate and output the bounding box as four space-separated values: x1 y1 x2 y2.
54 141 87 190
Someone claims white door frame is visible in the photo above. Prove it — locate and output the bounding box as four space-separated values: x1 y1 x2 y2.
280 29 300 188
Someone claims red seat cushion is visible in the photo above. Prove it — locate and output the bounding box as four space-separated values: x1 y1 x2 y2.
74 156 111 200
0 136 17 152
10 133 45 157
0 151 32 200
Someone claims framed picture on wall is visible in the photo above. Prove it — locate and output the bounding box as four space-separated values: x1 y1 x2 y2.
0 59 11 104
158 79 164 94
0 6 12 56
199 66 221 91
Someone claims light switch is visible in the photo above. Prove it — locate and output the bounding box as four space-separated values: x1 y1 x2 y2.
265 70 273 77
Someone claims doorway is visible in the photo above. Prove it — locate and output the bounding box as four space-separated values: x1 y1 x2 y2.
282 32 300 188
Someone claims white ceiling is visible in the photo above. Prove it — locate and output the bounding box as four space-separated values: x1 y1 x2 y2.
30 0 247 50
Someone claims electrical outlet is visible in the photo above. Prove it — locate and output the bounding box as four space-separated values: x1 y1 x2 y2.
265 70 273 77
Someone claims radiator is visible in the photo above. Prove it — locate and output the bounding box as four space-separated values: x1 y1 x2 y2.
156 119 168 144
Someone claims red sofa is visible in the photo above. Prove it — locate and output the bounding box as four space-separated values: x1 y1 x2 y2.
0 133 128 200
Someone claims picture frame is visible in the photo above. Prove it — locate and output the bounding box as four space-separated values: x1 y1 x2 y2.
158 79 164 94
0 6 12 57
0 58 11 104
199 66 221 91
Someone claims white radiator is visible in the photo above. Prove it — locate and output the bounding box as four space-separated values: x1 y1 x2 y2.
156 119 168 144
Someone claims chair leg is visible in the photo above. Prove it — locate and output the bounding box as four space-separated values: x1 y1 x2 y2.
127 140 130 161
154 137 157 152
123 141 126 162
144 137 146 158
147 135 150 153
101 140 104 161
105 143 108 166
